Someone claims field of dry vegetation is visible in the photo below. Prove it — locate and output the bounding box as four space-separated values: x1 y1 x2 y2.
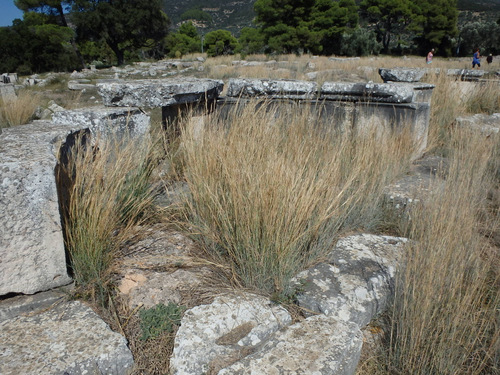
1 54 499 374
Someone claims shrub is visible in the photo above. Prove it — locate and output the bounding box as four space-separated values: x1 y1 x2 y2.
204 30 240 57
340 28 382 56
139 303 185 341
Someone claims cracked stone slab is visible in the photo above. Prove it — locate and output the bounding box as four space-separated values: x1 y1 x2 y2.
0 300 134 375
294 234 408 327
170 293 291 375
226 78 318 99
97 77 224 107
320 82 415 103
219 315 363 375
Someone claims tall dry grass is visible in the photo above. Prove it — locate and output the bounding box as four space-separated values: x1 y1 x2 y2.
0 89 41 129
387 129 500 374
177 101 415 294
61 134 160 302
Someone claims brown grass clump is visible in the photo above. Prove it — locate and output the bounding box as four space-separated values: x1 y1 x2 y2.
387 129 500 374
0 89 41 128
60 133 161 303
177 101 415 295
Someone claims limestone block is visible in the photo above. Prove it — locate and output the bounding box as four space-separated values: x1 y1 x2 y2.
219 315 363 375
170 294 291 375
226 78 318 99
320 82 415 103
97 77 224 108
455 113 500 136
52 106 150 139
67 80 95 90
0 83 16 103
294 234 407 327
0 300 134 374
447 69 486 81
0 122 82 295
379 68 426 82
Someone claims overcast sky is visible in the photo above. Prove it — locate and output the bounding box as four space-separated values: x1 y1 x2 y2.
0 1 24 27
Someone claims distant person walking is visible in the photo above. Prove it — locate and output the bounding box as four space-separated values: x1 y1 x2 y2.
426 48 434 64
487 54 493 64
472 48 481 68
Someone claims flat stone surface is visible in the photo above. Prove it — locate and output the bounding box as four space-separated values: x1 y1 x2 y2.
52 106 150 139
320 82 414 103
0 122 84 295
0 300 134 375
170 293 291 375
219 315 363 375
455 113 500 136
226 78 318 99
379 68 426 82
294 234 407 327
97 77 224 107
0 83 16 102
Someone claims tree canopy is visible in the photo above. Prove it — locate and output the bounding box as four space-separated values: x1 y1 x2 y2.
254 0 358 55
71 0 170 65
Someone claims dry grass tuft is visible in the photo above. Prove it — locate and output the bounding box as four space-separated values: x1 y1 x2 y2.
176 101 415 295
60 133 161 303
0 89 41 128
387 129 500 374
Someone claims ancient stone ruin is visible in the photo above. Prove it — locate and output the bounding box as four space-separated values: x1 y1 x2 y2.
1 74 437 374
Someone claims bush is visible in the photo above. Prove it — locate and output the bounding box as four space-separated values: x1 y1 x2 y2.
340 28 381 56
139 303 185 341
204 30 240 57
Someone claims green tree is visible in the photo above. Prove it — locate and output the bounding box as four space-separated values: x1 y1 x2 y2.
254 0 358 55
164 21 201 57
340 27 382 56
359 0 412 53
0 12 77 73
458 21 500 56
239 27 266 55
14 0 86 68
204 30 239 57
412 0 458 56
72 0 170 65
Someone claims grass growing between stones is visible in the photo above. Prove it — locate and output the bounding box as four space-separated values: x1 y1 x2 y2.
176 101 415 295
0 89 41 129
385 128 500 374
61 134 161 303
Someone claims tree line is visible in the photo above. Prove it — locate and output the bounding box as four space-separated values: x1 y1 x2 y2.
0 0 499 74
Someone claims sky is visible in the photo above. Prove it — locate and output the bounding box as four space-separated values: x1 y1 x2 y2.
0 1 24 27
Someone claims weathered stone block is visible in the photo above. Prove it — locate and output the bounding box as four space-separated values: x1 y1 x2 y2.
97 77 224 107
226 78 318 99
320 82 414 103
0 83 16 103
219 315 363 375
0 122 81 295
52 106 150 139
0 300 134 374
294 234 407 327
379 68 426 82
171 294 291 375
455 113 500 136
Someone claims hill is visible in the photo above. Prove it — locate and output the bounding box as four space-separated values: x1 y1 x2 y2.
162 0 256 35
161 0 500 35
